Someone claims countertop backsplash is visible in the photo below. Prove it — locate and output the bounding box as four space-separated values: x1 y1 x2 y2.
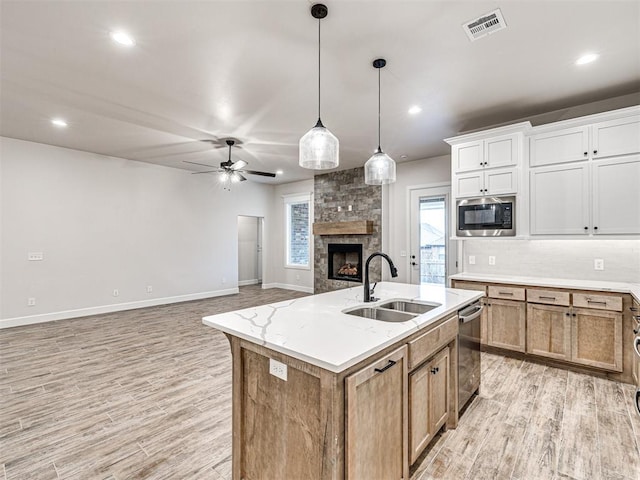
460 239 640 283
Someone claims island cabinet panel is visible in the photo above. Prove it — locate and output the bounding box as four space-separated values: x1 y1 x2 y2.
571 308 623 372
409 347 450 464
486 298 526 352
526 303 571 361
239 347 323 480
346 346 409 480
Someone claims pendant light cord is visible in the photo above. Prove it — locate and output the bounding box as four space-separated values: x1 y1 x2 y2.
377 66 381 151
317 16 321 121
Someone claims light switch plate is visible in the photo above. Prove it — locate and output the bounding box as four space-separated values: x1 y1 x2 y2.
469 255 476 265
489 256 496 265
594 258 604 271
28 252 44 261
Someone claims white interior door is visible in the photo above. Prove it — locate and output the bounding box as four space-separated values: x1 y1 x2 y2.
237 216 263 286
409 187 456 285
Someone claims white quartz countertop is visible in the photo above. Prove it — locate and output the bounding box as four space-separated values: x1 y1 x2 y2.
202 282 483 373
449 273 640 302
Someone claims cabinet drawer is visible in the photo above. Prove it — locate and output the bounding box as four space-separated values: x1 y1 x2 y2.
488 285 525 301
452 281 487 294
527 288 570 306
573 293 623 312
408 315 458 370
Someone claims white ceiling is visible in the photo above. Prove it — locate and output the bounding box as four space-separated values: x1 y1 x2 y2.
1 1 639 184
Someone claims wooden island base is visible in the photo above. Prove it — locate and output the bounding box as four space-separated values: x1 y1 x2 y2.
225 313 460 480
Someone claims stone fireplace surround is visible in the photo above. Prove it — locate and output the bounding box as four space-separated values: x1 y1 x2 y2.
314 168 382 294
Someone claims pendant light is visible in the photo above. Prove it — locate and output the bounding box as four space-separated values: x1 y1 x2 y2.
299 3 339 170
364 58 396 185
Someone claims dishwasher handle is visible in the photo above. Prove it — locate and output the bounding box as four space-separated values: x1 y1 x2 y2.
459 303 483 324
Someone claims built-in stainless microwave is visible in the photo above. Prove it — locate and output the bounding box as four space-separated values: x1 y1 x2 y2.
456 196 515 237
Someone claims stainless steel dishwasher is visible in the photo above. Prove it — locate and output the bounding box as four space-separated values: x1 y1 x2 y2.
458 301 483 411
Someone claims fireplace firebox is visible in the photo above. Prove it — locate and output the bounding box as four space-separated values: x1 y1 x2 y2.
328 243 363 283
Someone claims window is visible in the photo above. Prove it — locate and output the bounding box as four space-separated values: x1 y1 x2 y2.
284 194 311 269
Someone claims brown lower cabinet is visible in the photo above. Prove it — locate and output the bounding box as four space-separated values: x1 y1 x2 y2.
346 346 409 480
486 298 526 352
526 303 571 361
571 307 623 372
408 346 450 464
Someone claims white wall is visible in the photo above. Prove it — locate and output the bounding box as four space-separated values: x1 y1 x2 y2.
237 216 260 285
1 137 275 327
461 238 640 283
386 155 453 283
265 179 314 293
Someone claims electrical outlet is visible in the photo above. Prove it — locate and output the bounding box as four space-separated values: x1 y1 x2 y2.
594 258 605 271
27 297 36 306
469 255 476 265
269 359 287 381
146 285 153 293
489 256 496 265
113 289 119 297
28 252 43 261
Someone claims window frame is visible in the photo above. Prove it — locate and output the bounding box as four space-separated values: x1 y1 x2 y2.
283 193 312 270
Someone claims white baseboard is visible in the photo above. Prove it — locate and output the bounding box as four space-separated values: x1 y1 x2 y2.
238 279 260 286
261 282 314 294
0 288 240 329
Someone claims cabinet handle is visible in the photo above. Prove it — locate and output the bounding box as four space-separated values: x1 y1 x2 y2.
498 291 514 295
584 151 588 156
430 367 439 374
586 299 607 305
565 312 571 316
634 327 639 335
584 226 588 230
572 313 577 317
635 389 640 417
374 360 396 374
630 306 638 312
633 315 640 322
635 337 640 356
593 150 598 155
594 226 598 231
539 296 556 300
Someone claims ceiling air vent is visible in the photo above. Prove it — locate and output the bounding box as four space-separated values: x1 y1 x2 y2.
463 8 507 42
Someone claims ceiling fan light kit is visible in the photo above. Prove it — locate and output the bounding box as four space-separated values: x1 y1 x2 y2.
365 58 396 185
299 3 339 170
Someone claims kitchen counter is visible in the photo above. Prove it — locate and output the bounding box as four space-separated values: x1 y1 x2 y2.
202 282 482 373
450 272 640 302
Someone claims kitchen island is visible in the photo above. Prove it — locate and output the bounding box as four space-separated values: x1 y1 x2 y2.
203 282 483 480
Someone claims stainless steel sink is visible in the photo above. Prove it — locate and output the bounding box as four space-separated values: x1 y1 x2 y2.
344 307 416 322
378 300 440 314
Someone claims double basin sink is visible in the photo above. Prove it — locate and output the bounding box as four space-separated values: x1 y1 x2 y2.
343 299 441 323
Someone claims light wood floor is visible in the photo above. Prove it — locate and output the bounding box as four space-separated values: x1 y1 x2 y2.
1 286 639 480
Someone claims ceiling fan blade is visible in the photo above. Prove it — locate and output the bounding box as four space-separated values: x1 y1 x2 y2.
191 170 221 175
230 160 248 170
241 169 277 178
238 173 247 182
183 160 217 168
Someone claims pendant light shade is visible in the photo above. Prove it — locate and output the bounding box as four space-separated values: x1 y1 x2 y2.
299 4 339 170
365 58 396 185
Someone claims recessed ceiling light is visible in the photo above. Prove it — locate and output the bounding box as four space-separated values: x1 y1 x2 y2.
576 53 598 65
51 118 68 127
276 169 284 175
110 30 136 47
400 155 408 159
408 105 422 115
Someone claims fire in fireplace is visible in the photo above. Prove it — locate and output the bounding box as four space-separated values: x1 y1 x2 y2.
328 243 363 283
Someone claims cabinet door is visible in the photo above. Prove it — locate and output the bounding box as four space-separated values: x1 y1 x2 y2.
592 155 640 234
485 167 518 195
592 115 640 158
453 141 484 173
456 171 485 197
485 133 519 169
530 163 590 235
408 347 449 465
570 308 623 372
526 304 571 361
487 298 526 352
529 126 589 167
346 346 408 480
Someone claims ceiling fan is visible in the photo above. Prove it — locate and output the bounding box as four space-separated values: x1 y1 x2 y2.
183 139 276 187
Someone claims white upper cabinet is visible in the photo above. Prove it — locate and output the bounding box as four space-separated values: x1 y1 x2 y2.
592 155 640 234
453 133 520 173
455 167 518 198
529 126 589 167
592 116 640 159
530 164 590 235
